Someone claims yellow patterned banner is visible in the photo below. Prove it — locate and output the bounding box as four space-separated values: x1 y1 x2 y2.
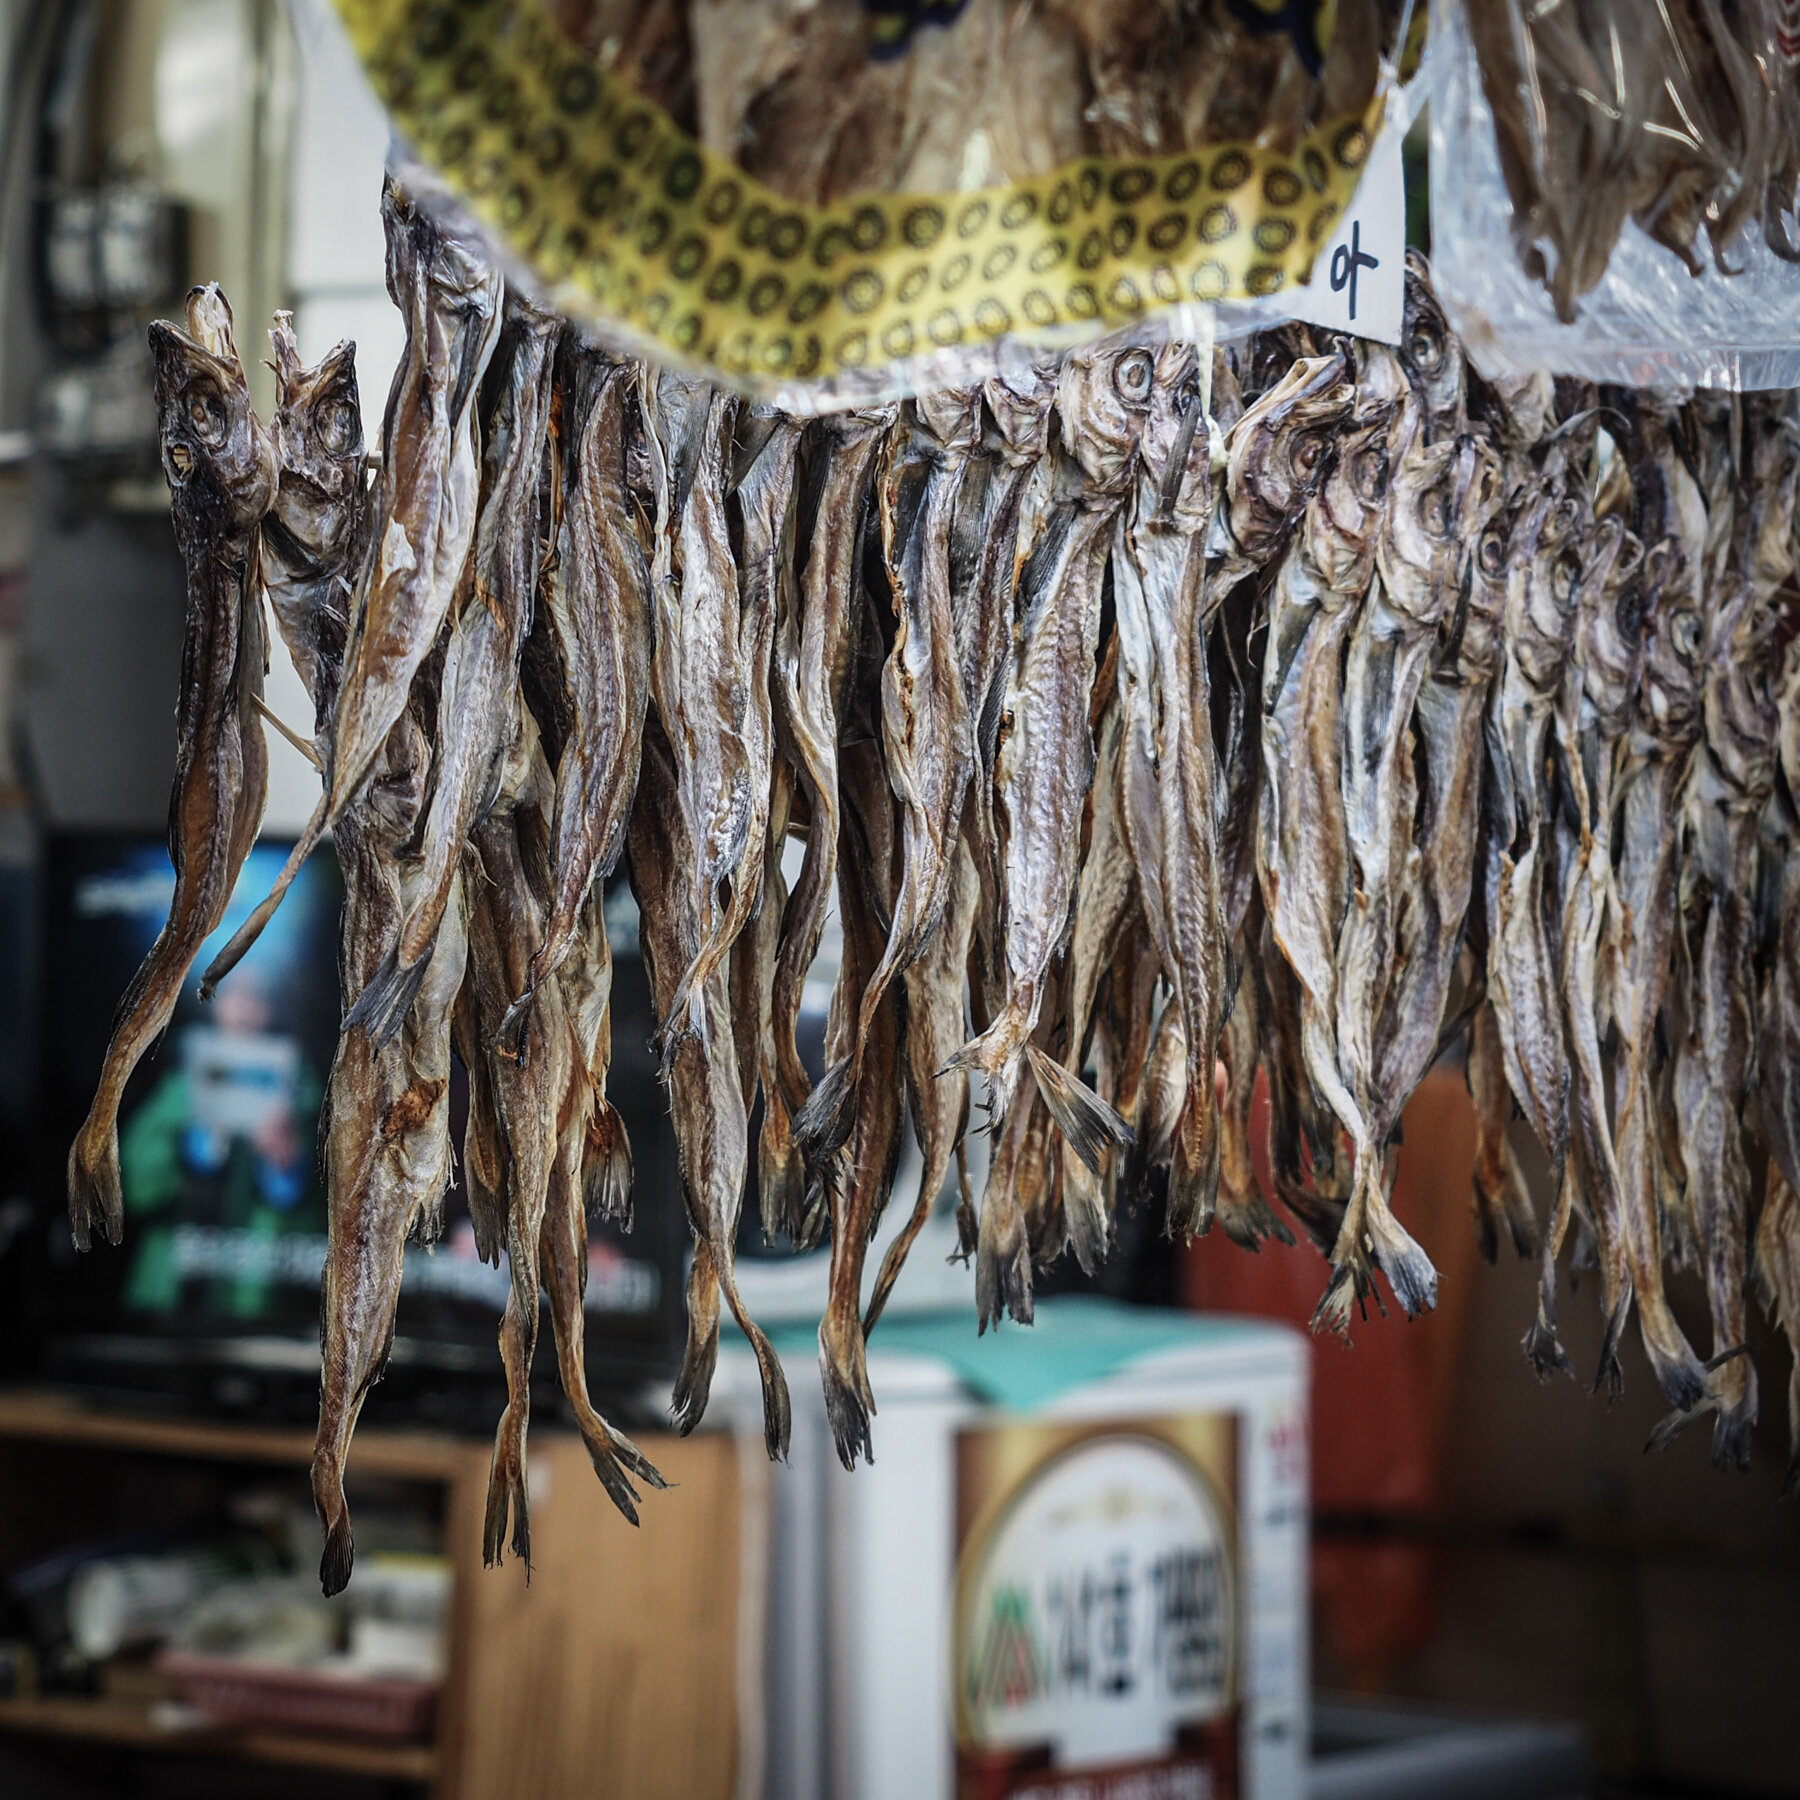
331 0 1384 392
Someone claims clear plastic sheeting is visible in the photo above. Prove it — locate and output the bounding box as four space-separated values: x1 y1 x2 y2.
1431 0 1800 394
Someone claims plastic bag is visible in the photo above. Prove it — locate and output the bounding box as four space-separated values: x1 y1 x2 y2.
333 0 1400 404
1431 0 1800 393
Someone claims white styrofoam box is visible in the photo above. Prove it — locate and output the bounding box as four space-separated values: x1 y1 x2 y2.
719 1314 1310 1800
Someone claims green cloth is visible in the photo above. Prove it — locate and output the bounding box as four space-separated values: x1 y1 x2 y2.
770 1295 1265 1413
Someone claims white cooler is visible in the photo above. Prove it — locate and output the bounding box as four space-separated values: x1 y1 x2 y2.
719 1299 1310 1800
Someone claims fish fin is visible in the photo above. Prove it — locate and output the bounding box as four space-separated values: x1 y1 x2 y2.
343 946 431 1049
671 1242 722 1435
1645 1402 1705 1456
312 1454 354 1597
198 796 329 999
67 1132 123 1251
493 985 536 1059
254 694 323 770
569 1408 669 1525
582 1104 634 1228
1025 1045 1133 1177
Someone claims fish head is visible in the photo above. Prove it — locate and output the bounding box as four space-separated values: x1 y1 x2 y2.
1222 351 1354 558
1574 515 1646 733
1638 553 1705 749
1306 413 1389 595
984 358 1057 463
1377 430 1469 628
1137 343 1210 529
1399 250 1466 440
1501 480 1583 690
1056 347 1157 495
149 285 274 529
914 384 982 457
268 314 366 554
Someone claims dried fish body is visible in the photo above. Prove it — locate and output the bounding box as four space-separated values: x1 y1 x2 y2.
1113 342 1241 1241
1256 396 1393 1312
949 353 1145 1181
868 835 979 1333
1667 404 1800 1461
350 293 562 1048
1468 997 1536 1262
1364 432 1507 1256
200 185 503 997
629 715 790 1458
508 343 653 1043
261 313 368 734
1535 515 1648 1379
768 409 894 1244
1608 528 1711 1413
1322 399 1486 1324
799 390 976 1164
1756 1164 1800 1496
641 374 758 1051
69 286 275 1249
314 806 466 1595
817 719 905 1466
964 364 1057 994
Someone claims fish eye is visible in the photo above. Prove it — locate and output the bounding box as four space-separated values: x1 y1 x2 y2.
1422 487 1451 536
1671 609 1701 657
1479 527 1506 576
1553 551 1580 602
1294 434 1324 473
1408 321 1443 374
1114 351 1154 403
186 384 227 444
1353 446 1386 500
321 402 357 457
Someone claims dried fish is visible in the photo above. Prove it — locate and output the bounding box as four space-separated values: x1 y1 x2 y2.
69 286 274 1250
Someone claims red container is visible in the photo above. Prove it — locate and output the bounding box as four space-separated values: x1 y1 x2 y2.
158 1651 437 1742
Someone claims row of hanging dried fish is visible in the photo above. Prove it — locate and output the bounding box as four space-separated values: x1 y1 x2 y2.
68 178 1800 1592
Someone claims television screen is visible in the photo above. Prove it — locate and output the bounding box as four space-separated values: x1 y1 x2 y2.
30 834 684 1400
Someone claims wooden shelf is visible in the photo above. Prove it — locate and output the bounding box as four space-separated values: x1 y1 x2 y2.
0 1693 437 1781
0 1388 477 1481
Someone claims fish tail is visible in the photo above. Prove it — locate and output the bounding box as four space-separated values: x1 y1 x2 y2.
1591 1279 1631 1403
311 1453 355 1597
66 1129 123 1251
483 1287 535 1569
793 1056 857 1166
1636 1292 1708 1414
343 945 430 1049
721 1282 791 1463
1710 1374 1758 1472
198 799 327 999
1025 1044 1133 1178
1216 1188 1295 1251
818 1306 876 1471
1061 1153 1114 1277
671 1241 722 1435
1165 1086 1223 1242
1358 1159 1439 1319
1310 1257 1371 1340
757 1094 806 1244
582 1103 634 1227
951 1143 977 1264
975 1191 1033 1333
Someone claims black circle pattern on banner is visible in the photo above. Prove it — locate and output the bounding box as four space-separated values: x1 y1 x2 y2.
345 0 1382 384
